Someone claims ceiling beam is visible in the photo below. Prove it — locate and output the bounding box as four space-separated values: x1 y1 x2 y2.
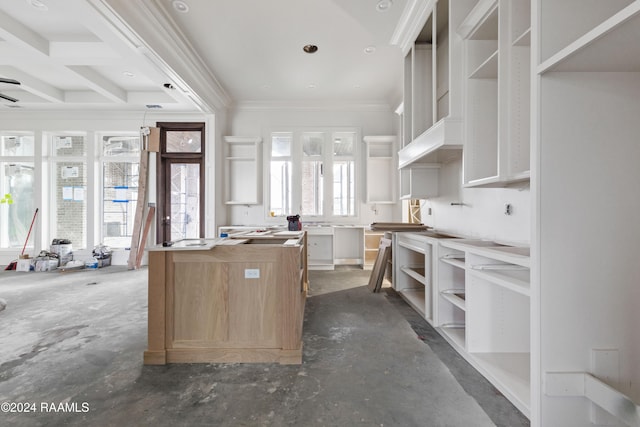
0 9 49 56
0 66 64 103
66 65 127 103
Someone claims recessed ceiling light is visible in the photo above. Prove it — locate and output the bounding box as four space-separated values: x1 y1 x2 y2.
303 45 318 54
122 71 135 78
307 83 317 89
172 0 189 13
376 0 393 12
27 0 48 11
364 46 376 54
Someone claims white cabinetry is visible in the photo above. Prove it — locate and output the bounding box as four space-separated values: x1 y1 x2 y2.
397 0 476 197
399 164 439 200
393 232 435 324
223 136 261 204
363 136 395 204
459 0 531 187
333 226 364 267
533 1 640 424
435 239 531 417
305 226 334 270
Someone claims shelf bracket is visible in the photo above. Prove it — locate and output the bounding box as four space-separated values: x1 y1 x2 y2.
545 372 640 426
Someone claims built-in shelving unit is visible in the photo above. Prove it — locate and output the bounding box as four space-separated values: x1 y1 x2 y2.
393 232 433 323
364 136 396 204
533 0 640 424
396 0 476 196
437 242 467 351
460 0 531 187
435 239 531 417
223 136 262 204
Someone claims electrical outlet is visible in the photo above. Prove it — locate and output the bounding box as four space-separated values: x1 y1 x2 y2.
244 268 260 279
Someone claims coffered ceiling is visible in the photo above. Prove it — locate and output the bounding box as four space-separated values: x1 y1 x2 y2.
0 0 423 113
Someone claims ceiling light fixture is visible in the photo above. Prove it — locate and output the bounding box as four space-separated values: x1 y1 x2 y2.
364 46 376 54
172 0 189 13
303 44 318 54
376 0 393 12
27 0 48 11
122 71 135 78
307 83 317 89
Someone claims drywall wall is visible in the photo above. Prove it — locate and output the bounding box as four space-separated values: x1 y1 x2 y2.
421 156 531 245
225 104 402 227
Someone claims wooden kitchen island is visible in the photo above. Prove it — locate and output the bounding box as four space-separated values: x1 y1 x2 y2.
144 231 307 365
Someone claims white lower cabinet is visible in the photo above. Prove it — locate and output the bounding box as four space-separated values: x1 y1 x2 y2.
395 234 532 418
438 239 531 418
393 232 434 324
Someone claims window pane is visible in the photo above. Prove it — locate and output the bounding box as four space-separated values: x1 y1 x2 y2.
102 135 141 157
270 160 291 216
102 162 139 248
0 162 35 248
55 161 86 249
170 163 200 240
333 160 355 216
333 132 355 156
1 134 34 156
55 135 86 156
166 131 201 153
301 160 323 216
272 133 291 157
302 133 323 156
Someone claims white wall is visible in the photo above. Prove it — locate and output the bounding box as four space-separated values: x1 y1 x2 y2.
421 156 531 245
224 104 402 227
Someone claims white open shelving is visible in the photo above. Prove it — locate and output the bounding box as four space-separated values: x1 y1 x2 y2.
436 238 531 418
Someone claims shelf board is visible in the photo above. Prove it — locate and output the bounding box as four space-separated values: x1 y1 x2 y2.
398 240 426 254
441 291 466 311
468 269 530 297
471 352 531 417
438 325 466 351
458 0 499 40
512 28 531 47
400 266 426 284
440 257 465 269
468 50 499 79
398 288 426 316
538 2 640 73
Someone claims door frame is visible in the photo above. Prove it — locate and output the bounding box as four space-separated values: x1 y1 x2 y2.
156 122 205 243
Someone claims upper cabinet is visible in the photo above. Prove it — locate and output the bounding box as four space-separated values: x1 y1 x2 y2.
223 136 262 205
397 0 477 198
459 0 531 187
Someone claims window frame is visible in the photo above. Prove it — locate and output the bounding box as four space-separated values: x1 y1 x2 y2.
266 127 360 223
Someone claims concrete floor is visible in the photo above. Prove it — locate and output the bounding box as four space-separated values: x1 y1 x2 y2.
0 266 528 427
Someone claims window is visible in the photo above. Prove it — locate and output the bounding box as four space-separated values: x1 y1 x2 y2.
0 133 35 249
100 134 140 248
50 134 87 249
268 129 358 220
269 133 292 217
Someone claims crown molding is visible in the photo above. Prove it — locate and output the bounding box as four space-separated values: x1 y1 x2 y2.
232 101 395 113
390 0 435 55
90 0 232 112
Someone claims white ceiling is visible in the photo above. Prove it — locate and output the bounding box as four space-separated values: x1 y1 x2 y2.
0 0 415 113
